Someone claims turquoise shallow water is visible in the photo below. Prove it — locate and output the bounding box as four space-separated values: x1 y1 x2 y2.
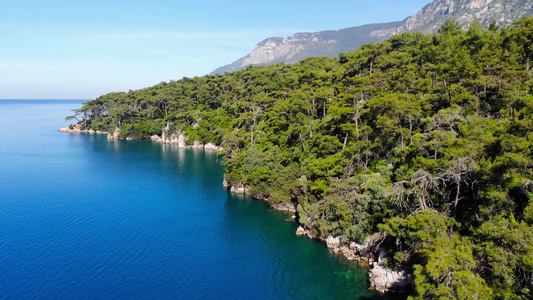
0 100 383 299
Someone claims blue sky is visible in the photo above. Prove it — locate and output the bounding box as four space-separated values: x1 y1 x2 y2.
0 0 431 99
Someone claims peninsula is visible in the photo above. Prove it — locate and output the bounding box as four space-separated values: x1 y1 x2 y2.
64 19 533 299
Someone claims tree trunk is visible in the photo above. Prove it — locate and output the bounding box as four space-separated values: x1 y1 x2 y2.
342 133 349 150
453 178 461 219
419 196 427 210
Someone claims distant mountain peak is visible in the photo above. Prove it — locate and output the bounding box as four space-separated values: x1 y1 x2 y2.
371 0 533 37
211 0 533 75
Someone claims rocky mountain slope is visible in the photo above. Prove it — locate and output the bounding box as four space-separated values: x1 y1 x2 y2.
211 21 403 74
212 0 533 74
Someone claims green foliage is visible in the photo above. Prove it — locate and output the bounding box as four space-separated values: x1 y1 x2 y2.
320 173 390 241
382 210 493 299
473 214 533 298
69 18 533 299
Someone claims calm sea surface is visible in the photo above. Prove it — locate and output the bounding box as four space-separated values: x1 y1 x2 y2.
0 100 383 299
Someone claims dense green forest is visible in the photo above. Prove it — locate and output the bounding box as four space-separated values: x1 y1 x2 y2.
69 18 533 299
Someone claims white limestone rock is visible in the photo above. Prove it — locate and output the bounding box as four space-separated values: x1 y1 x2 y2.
369 262 413 293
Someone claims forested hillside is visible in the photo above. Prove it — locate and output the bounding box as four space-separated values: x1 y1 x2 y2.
70 18 533 299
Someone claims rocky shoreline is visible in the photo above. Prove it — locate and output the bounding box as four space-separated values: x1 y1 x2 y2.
58 124 121 140
58 125 109 135
58 124 224 151
297 226 413 293
150 134 223 151
60 123 413 295
222 179 413 295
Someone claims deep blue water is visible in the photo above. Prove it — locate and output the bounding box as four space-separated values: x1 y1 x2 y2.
0 100 382 299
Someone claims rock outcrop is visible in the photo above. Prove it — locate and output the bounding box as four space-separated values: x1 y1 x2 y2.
322 232 384 266
295 225 314 238
270 202 297 213
222 179 250 194
58 124 108 135
58 124 121 140
293 229 413 294
108 126 120 140
369 263 413 293
370 0 533 38
211 22 400 74
150 123 224 151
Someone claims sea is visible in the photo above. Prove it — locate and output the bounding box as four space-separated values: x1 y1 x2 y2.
0 100 384 299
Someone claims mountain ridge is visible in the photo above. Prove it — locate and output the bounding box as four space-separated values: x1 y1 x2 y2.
211 0 533 74
211 21 403 74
